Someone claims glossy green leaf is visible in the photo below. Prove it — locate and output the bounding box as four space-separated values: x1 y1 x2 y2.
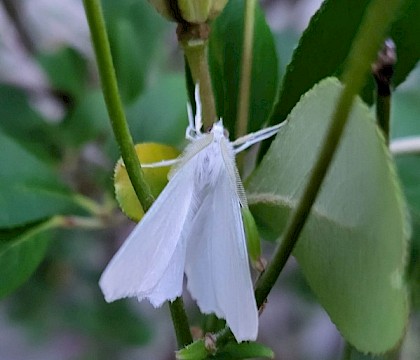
247 78 409 353
267 0 419 131
390 0 420 87
0 221 53 298
0 132 81 227
268 0 371 127
208 0 278 137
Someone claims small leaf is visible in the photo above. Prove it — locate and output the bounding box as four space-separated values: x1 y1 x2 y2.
37 47 87 99
61 89 111 147
176 339 208 360
208 0 278 137
247 78 410 353
66 300 152 346
0 220 55 298
0 131 82 227
214 341 274 359
114 143 180 221
0 85 62 162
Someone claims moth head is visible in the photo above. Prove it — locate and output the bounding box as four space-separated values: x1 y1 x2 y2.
209 119 229 139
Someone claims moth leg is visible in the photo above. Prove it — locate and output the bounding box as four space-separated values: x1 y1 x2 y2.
232 121 288 154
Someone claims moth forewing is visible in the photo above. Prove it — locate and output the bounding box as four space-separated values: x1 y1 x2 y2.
99 157 196 303
168 133 214 180
220 137 248 209
232 122 287 154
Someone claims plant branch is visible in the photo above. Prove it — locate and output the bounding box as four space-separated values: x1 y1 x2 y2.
178 24 217 129
71 193 109 216
83 0 154 212
372 39 397 145
83 0 192 347
236 0 256 139
254 0 405 308
169 298 194 348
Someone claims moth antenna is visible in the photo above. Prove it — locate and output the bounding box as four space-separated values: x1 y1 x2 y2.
232 121 288 154
194 84 203 133
186 102 196 140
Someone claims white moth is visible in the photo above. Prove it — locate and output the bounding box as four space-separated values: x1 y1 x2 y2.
99 88 284 342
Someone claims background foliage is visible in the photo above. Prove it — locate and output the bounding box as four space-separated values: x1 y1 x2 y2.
0 0 419 358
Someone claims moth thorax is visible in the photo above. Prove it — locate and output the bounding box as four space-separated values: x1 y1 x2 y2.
194 145 223 189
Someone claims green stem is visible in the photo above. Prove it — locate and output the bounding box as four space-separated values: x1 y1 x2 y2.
83 0 192 347
83 0 154 212
254 0 405 308
169 297 193 348
236 0 256 139
372 39 396 145
182 35 217 129
72 193 107 216
58 215 108 229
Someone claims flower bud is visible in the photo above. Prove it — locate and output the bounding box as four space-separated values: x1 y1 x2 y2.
114 143 179 221
148 0 228 23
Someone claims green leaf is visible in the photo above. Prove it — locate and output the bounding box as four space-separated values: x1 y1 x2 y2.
0 131 81 227
61 89 111 147
268 0 372 128
109 18 144 103
391 80 420 309
66 300 152 346
38 47 87 99
0 85 62 162
104 0 167 103
389 0 420 87
176 340 274 360
208 0 278 137
176 339 208 360
391 86 420 139
395 155 420 213
214 342 274 359
343 342 400 359
125 74 188 147
0 220 54 298
247 78 409 353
